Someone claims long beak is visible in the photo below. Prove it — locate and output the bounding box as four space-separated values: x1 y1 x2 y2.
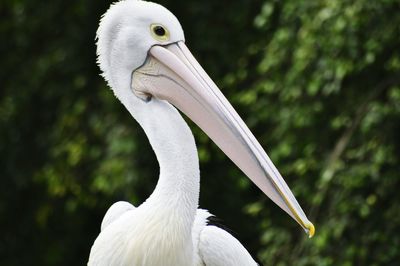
132 41 315 237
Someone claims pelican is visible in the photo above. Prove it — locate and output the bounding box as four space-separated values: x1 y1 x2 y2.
89 1 314 265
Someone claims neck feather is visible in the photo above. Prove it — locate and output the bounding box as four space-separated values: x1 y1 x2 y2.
124 94 200 216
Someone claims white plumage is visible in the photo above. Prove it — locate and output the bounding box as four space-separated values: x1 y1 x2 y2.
89 0 314 265
93 203 256 266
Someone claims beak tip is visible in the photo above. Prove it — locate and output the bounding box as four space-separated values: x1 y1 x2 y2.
306 222 315 238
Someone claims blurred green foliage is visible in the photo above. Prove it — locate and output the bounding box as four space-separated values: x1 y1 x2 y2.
1 0 400 265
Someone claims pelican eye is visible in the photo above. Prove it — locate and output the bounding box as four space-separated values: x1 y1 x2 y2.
154 26 165 36
150 24 169 41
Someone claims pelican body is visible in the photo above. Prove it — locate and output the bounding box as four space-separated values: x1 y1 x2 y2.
89 1 314 265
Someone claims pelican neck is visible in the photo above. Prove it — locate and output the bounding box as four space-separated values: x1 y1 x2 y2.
129 97 200 213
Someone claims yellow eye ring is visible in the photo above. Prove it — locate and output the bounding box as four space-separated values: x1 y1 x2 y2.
150 24 170 42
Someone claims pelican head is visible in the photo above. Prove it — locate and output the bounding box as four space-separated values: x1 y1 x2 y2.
96 0 314 237
97 1 183 98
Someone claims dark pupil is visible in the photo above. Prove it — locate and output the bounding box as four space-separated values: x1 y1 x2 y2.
154 26 165 36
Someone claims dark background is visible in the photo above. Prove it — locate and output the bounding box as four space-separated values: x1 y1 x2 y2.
1 0 400 265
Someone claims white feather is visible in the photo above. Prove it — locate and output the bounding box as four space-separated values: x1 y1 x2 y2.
199 226 258 266
101 201 135 231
